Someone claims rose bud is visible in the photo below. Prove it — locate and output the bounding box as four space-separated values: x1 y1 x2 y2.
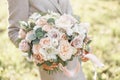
18 29 26 39
19 40 30 52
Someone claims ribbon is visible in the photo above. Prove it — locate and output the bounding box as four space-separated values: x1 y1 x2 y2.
84 53 104 80
84 54 104 68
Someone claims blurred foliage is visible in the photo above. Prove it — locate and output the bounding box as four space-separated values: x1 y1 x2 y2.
0 0 120 80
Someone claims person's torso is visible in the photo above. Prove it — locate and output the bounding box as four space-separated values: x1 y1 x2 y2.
29 0 69 15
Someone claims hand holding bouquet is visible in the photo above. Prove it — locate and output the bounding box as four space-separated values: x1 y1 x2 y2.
18 12 104 76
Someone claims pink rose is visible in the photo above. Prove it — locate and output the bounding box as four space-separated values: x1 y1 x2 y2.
39 37 51 48
18 29 26 39
42 24 53 32
48 29 61 39
71 35 85 48
19 40 30 52
36 18 48 26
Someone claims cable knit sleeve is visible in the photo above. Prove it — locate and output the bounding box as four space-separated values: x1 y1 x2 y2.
7 0 29 47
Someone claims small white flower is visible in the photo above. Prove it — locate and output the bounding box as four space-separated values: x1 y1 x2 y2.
39 46 58 61
51 39 59 47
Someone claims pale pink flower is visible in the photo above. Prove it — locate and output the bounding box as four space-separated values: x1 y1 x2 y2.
36 18 48 26
39 37 51 48
47 29 61 39
42 24 53 32
18 29 26 39
71 35 85 48
19 40 30 52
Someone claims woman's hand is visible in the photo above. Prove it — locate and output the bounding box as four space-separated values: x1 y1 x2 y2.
59 60 80 77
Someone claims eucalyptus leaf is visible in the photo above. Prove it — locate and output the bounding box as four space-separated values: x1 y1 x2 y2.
28 20 36 29
35 28 46 39
85 44 90 52
26 33 36 42
32 39 40 44
19 21 29 31
37 63 43 66
47 18 55 24
45 61 52 66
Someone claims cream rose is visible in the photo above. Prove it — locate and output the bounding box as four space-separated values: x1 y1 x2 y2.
42 24 53 32
36 18 48 26
58 40 77 61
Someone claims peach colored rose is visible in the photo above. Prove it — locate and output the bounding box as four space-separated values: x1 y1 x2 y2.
42 24 53 32
18 29 26 39
42 63 58 70
39 37 51 48
19 40 30 52
36 18 48 26
32 44 41 54
60 33 67 40
58 40 76 61
33 53 44 64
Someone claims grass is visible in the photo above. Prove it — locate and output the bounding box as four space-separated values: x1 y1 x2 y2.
0 0 120 80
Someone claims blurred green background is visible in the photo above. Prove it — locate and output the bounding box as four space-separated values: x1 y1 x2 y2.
0 0 120 80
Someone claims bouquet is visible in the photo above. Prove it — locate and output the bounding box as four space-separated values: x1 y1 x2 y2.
18 12 104 75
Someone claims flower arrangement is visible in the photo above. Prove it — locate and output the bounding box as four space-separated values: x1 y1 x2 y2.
18 12 103 75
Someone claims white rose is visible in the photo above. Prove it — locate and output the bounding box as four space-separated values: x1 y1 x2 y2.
55 14 77 30
73 23 90 34
58 40 77 61
39 46 58 61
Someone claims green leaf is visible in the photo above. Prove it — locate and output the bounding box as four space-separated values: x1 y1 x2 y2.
85 44 90 52
32 39 40 44
37 63 43 66
28 20 36 29
35 28 46 39
58 56 67 66
19 21 29 31
27 33 36 42
45 61 53 66
47 18 55 24
28 51 33 58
